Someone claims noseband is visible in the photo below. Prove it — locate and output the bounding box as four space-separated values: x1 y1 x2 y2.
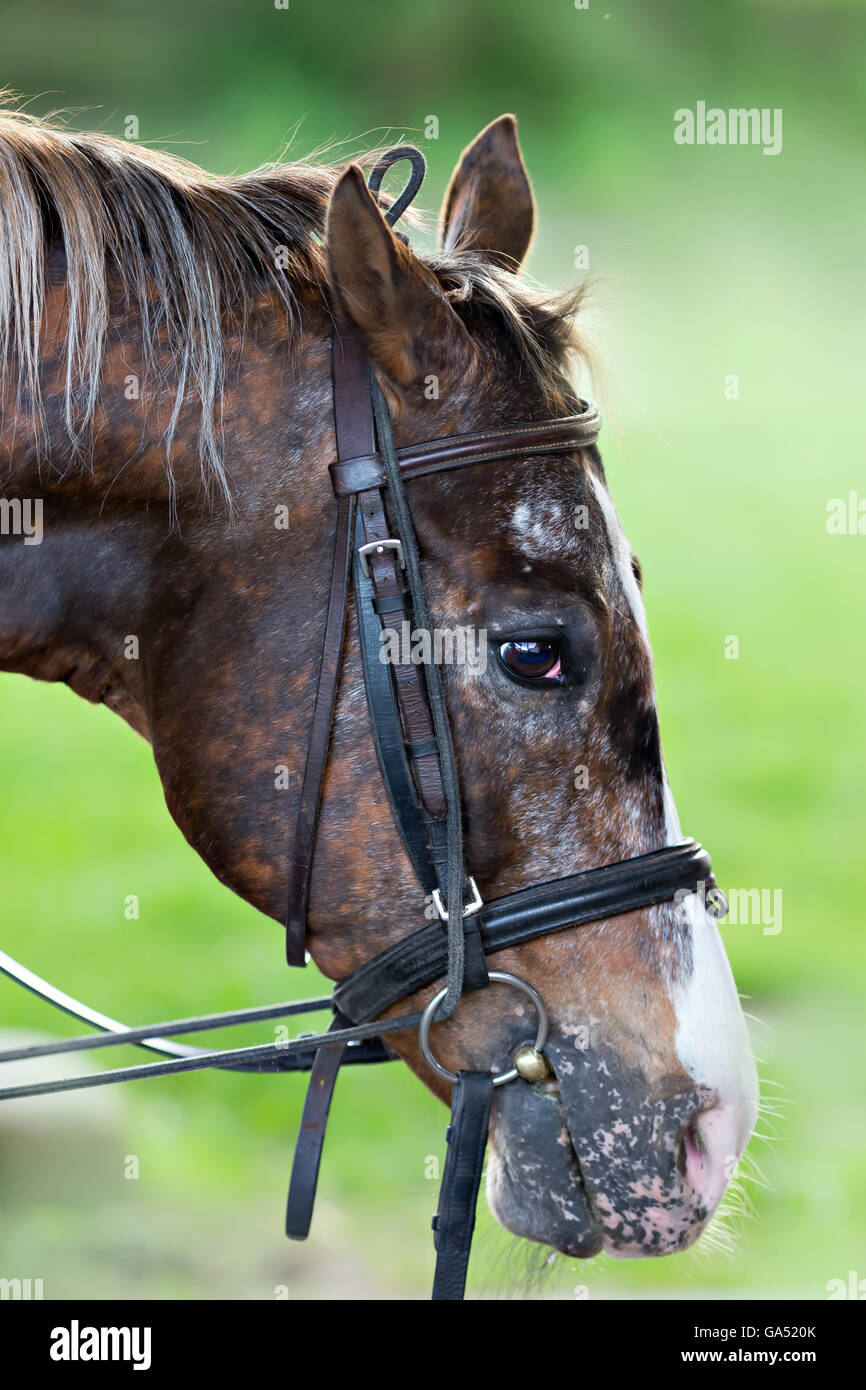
0 146 723 1300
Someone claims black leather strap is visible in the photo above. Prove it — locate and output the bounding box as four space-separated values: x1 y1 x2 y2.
236 1036 392 1073
333 840 713 1024
285 1016 348 1239
353 507 440 894
431 1071 494 1301
369 377 489 1005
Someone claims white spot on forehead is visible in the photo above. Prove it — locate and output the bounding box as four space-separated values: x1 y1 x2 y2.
588 472 648 639
510 489 572 560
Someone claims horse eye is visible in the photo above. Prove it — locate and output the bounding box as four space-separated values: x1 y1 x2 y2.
498 639 562 682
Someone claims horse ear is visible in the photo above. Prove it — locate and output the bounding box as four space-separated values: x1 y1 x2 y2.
440 114 535 271
325 164 471 389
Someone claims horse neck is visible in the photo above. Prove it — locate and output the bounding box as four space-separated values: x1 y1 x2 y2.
0 302 346 915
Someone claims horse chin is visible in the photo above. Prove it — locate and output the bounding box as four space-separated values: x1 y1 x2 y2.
486 1073 604 1259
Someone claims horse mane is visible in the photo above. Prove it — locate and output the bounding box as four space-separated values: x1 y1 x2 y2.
0 100 591 505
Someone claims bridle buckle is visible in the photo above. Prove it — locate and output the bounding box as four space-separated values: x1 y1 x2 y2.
358 538 404 579
431 875 483 923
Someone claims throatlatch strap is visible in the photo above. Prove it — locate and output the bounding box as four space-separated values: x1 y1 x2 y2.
431 1070 494 1301
285 1015 349 1239
284 325 372 966
284 490 355 967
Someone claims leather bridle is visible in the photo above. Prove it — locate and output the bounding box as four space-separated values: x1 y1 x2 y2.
0 146 723 1301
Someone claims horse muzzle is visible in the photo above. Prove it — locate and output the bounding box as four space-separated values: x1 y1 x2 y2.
488 1034 742 1261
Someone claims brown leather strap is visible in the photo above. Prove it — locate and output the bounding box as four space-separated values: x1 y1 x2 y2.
331 324 376 459
285 492 355 966
285 1017 348 1238
284 325 370 966
329 405 602 496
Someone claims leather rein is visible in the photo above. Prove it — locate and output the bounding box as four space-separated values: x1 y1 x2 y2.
0 146 722 1301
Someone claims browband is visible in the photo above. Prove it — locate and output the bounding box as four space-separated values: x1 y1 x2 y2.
329 403 602 496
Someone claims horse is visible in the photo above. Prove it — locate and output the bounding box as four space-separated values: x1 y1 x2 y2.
0 103 758 1272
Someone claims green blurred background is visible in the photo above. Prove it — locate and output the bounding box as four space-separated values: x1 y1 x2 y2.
0 0 863 1300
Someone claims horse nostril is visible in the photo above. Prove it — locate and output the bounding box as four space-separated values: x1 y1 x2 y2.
678 1103 744 1213
679 1117 705 1179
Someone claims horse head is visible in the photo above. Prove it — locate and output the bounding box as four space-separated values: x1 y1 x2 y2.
0 105 758 1263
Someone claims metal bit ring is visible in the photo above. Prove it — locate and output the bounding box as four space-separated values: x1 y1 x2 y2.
418 970 549 1088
